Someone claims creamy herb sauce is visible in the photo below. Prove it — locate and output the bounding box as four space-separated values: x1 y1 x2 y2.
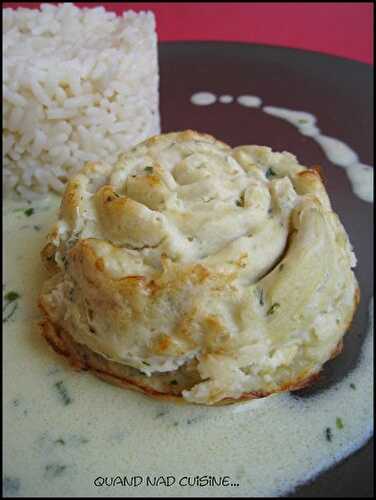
3 197 373 497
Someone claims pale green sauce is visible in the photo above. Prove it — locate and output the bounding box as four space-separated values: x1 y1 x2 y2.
3 196 373 497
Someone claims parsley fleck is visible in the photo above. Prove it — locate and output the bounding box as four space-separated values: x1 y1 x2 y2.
298 118 309 124
5 291 20 302
350 383 356 390
44 464 67 478
336 417 344 429
259 288 264 306
325 427 332 442
3 292 20 323
24 208 34 217
265 167 276 179
267 303 280 315
54 381 72 406
55 438 66 445
235 192 245 207
3 303 18 322
170 380 178 385
144 166 153 173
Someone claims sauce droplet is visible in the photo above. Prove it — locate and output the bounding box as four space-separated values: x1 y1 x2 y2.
237 95 262 108
219 95 234 104
190 92 217 106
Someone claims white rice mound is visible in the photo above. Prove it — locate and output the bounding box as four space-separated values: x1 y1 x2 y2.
3 3 160 201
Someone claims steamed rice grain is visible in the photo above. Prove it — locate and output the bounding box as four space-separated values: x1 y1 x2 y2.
3 3 160 201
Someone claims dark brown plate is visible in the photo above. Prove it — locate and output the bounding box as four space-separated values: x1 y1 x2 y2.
159 41 374 498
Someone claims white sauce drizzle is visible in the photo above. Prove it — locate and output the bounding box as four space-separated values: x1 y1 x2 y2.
263 106 373 203
263 106 320 137
314 135 358 166
190 92 217 106
219 94 234 104
237 94 262 108
3 199 374 497
190 94 373 203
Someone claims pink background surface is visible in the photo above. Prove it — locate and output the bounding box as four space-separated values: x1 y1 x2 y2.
4 2 374 64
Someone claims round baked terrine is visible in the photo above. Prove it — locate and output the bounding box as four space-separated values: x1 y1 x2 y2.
39 130 359 405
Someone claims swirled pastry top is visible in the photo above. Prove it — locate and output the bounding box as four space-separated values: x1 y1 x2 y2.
40 130 359 404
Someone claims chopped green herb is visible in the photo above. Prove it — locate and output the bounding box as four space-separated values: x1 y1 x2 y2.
298 118 309 124
236 192 245 207
350 383 356 390
142 361 150 366
325 427 332 442
336 417 344 429
144 166 153 173
267 303 280 315
265 167 276 179
44 464 67 478
54 381 72 406
3 302 18 323
24 208 34 217
5 291 20 302
170 380 178 385
55 438 66 445
33 224 42 231
155 411 167 418
258 288 264 306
